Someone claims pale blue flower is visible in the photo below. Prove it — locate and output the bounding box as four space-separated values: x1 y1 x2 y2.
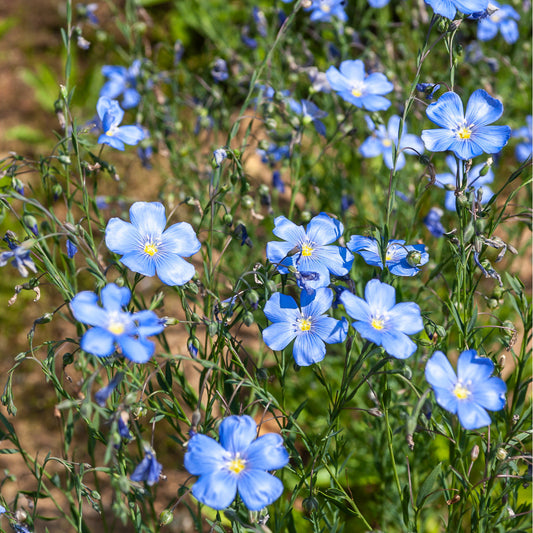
131 448 163 486
96 97 144 151
105 202 201 286
305 0 348 22
421 89 511 160
100 61 141 109
425 349 507 430
513 115 532 162
266 213 354 290
359 115 424 170
263 288 348 366
347 236 429 276
326 60 393 111
477 2 520 44
425 0 488 19
184 415 289 511
70 283 165 363
340 279 424 359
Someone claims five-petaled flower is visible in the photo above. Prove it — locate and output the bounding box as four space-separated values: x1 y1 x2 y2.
421 89 511 160
131 448 163 486
434 155 494 211
262 288 348 366
266 213 354 290
425 349 507 430
305 0 348 23
359 115 425 170
477 1 520 44
70 283 165 363
96 97 145 151
184 415 289 511
100 60 142 109
340 279 424 359
347 236 429 276
105 202 201 286
288 98 328 137
425 0 488 19
326 59 394 112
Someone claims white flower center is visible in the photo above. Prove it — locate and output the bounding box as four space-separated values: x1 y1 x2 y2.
227 453 246 474
453 381 471 400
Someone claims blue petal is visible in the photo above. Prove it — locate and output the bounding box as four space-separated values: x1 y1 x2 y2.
120 250 156 277
364 279 396 312
162 222 201 256
237 470 284 511
387 302 424 334
134 310 165 336
425 0 456 19
457 350 493 382
426 92 464 129
272 216 306 246
472 377 507 411
264 293 300 323
471 125 511 154
421 128 456 153
477 19 499 40
301 286 333 316
122 88 141 109
457 401 492 430
339 60 365 82
115 125 144 146
352 320 385 346
266 241 296 270
131 452 162 486
105 218 142 255
98 133 125 151
191 470 237 510
184 434 226 476
500 18 519 44
339 290 372 322
262 322 296 351
465 89 503 127
81 327 115 357
314 245 354 276
425 351 457 390
118 335 155 363
245 434 289 471
70 291 109 327
325 66 353 93
100 283 131 312
360 136 384 158
454 0 489 15
380 330 417 359
293 331 326 366
155 253 196 286
129 202 167 236
219 415 257 453
361 94 391 112
306 213 343 245
364 72 394 95
432 386 458 414
314 315 348 344
99 79 125 99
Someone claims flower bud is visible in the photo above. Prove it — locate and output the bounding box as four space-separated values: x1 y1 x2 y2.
242 195 254 209
223 213 233 226
160 510 174 526
496 448 508 461
406 250 422 267
471 444 479 461
302 496 319 513
242 311 254 326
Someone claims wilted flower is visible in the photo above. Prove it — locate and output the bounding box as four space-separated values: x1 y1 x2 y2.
105 202 201 286
262 288 348 366
421 89 511 160
288 98 328 137
326 59 394 111
94 372 124 406
184 415 289 510
70 283 165 363
96 97 144 151
425 349 507 430
340 279 424 359
423 207 446 237
347 236 428 276
266 213 354 290
0 237 36 278
359 115 424 170
416 82 441 100
100 60 141 109
66 239 78 258
213 148 228 167
131 448 163 486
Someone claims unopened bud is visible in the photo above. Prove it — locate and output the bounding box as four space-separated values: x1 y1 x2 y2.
160 510 174 526
302 496 319 513
496 448 508 461
406 250 422 267
242 311 254 326
471 444 479 461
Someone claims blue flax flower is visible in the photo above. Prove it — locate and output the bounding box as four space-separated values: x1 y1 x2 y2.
305 0 348 22
131 448 163 486
70 283 165 363
368 0 390 6
421 89 511 160
347 236 428 276
326 60 393 112
105 202 201 286
340 279 423 359
266 213 354 290
0 238 36 278
435 155 494 211
513 115 532 162
477 2 520 44
211 58 229 82
94 372 124 406
425 0 488 19
97 97 144 151
359 115 425 170
425 349 506 430
262 288 348 366
184 415 289 511
423 207 446 237
288 98 328 137
100 60 141 109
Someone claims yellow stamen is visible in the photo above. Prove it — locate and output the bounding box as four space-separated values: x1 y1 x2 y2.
371 318 384 330
385 253 392 261
453 382 471 400
351 88 362 97
227 455 246 474
322 3 331 12
299 318 312 331
108 322 125 335
301 243 313 257
382 139 393 147
144 242 158 256
457 126 472 140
